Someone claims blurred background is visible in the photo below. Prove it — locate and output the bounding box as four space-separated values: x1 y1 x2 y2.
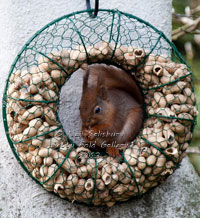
173 0 200 175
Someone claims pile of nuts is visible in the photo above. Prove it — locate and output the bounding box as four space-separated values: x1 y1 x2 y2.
6 41 198 206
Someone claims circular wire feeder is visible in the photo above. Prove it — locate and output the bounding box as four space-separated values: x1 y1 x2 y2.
2 9 198 207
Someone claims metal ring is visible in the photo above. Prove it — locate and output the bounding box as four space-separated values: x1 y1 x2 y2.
86 0 99 18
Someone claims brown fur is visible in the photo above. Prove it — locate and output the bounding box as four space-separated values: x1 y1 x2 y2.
79 63 144 157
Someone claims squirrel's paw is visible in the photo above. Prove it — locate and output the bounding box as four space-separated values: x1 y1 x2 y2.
106 147 121 157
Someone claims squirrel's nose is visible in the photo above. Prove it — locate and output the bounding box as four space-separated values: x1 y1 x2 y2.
85 122 91 130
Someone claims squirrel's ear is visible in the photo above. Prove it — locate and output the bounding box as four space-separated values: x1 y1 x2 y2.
99 85 108 100
97 72 107 100
83 69 89 90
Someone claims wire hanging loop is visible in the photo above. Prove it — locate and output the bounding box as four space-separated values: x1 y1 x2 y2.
86 0 99 18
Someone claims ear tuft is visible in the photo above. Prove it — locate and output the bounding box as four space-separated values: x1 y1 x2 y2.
83 69 89 90
97 72 107 100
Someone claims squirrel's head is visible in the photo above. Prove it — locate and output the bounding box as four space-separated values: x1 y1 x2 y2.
79 66 115 139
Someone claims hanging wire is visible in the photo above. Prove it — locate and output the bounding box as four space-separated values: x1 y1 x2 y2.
86 0 99 17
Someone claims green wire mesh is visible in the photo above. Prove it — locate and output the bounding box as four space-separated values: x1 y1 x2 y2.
2 9 198 207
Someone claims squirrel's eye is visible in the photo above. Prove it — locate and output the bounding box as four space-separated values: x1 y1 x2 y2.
94 106 101 114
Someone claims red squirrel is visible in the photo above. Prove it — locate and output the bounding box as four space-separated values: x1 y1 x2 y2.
79 63 143 157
